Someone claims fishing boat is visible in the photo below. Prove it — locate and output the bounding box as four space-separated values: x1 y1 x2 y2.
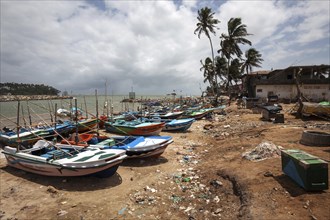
76 118 99 132
94 135 173 158
0 128 50 147
181 108 213 120
63 134 174 158
56 108 71 117
104 120 165 136
144 117 195 132
161 118 195 132
36 120 75 136
2 140 127 177
150 111 184 119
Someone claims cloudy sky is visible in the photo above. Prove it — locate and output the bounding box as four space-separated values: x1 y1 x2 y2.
1 0 329 96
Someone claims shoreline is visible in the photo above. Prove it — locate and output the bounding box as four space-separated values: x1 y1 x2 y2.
0 95 73 102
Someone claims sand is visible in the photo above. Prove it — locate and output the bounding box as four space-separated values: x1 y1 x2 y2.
0 103 329 220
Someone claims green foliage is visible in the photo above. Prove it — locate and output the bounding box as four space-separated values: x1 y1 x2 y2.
194 7 220 39
195 11 264 95
0 82 60 95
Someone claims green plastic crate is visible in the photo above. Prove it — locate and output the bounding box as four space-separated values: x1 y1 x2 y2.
281 149 328 191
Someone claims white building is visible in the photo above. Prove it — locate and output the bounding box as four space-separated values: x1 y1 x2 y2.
244 65 329 102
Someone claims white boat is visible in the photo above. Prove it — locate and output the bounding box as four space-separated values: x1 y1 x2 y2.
2 140 127 177
92 135 174 158
62 134 174 159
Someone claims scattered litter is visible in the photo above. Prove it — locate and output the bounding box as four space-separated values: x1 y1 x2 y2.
182 177 191 182
118 207 127 215
210 180 223 188
264 171 273 177
46 186 58 194
242 141 282 161
171 195 182 203
57 210 68 216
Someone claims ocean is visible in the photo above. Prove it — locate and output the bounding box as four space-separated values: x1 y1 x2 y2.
0 95 168 129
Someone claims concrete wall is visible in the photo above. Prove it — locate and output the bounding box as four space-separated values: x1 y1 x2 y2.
255 84 329 101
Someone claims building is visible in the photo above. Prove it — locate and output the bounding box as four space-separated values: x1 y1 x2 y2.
243 65 329 102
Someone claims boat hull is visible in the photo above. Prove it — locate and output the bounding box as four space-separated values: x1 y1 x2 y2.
2 143 127 177
4 154 123 176
90 135 173 159
105 122 165 136
163 119 195 132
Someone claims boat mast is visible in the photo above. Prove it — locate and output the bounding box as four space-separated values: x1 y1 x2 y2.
26 101 32 126
16 101 21 151
74 98 79 144
21 105 27 128
84 96 88 118
95 89 99 135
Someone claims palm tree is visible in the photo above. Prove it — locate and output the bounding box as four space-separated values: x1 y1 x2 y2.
214 56 227 88
200 57 215 88
229 58 242 85
241 48 263 75
194 7 220 95
218 18 251 91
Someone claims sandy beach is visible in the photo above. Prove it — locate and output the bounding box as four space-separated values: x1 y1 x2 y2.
0 103 329 219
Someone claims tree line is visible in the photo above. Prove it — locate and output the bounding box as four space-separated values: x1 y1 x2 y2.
0 82 60 96
194 7 264 99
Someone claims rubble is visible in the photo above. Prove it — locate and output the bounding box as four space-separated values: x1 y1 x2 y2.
242 141 283 161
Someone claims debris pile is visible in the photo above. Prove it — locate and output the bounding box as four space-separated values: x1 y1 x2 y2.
242 141 282 161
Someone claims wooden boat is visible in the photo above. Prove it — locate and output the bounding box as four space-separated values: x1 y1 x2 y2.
181 109 213 120
37 120 75 136
150 111 184 119
76 118 99 132
301 102 330 118
89 135 173 158
60 133 95 146
104 120 165 136
56 108 71 117
146 118 195 132
0 128 50 147
162 118 195 132
2 140 127 177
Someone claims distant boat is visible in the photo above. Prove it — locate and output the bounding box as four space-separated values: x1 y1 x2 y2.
146 118 195 132
76 118 99 132
2 140 127 177
150 111 184 119
181 109 213 120
104 120 165 136
56 108 71 117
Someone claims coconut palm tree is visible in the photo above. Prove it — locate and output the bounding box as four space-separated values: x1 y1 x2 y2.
218 18 251 91
229 58 242 85
241 48 263 75
200 57 215 87
194 7 220 95
214 56 227 88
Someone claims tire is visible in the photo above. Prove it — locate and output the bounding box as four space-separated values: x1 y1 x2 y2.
300 131 330 147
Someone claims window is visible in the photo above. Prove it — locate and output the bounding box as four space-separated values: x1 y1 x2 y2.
257 89 262 93
287 74 293 79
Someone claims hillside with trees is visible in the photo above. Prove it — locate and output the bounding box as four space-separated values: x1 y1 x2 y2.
0 82 60 96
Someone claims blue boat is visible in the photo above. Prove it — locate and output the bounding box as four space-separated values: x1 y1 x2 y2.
141 117 195 132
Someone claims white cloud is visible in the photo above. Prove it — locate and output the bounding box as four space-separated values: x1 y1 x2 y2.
1 0 329 95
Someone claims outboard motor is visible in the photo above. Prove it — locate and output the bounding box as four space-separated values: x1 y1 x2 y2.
3 126 13 132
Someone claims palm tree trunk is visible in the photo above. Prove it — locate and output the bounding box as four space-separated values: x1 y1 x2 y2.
227 56 231 92
208 36 217 97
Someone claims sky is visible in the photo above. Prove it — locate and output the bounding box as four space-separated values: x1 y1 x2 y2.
1 0 329 96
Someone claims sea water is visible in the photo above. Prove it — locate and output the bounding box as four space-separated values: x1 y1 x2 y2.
0 95 167 128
